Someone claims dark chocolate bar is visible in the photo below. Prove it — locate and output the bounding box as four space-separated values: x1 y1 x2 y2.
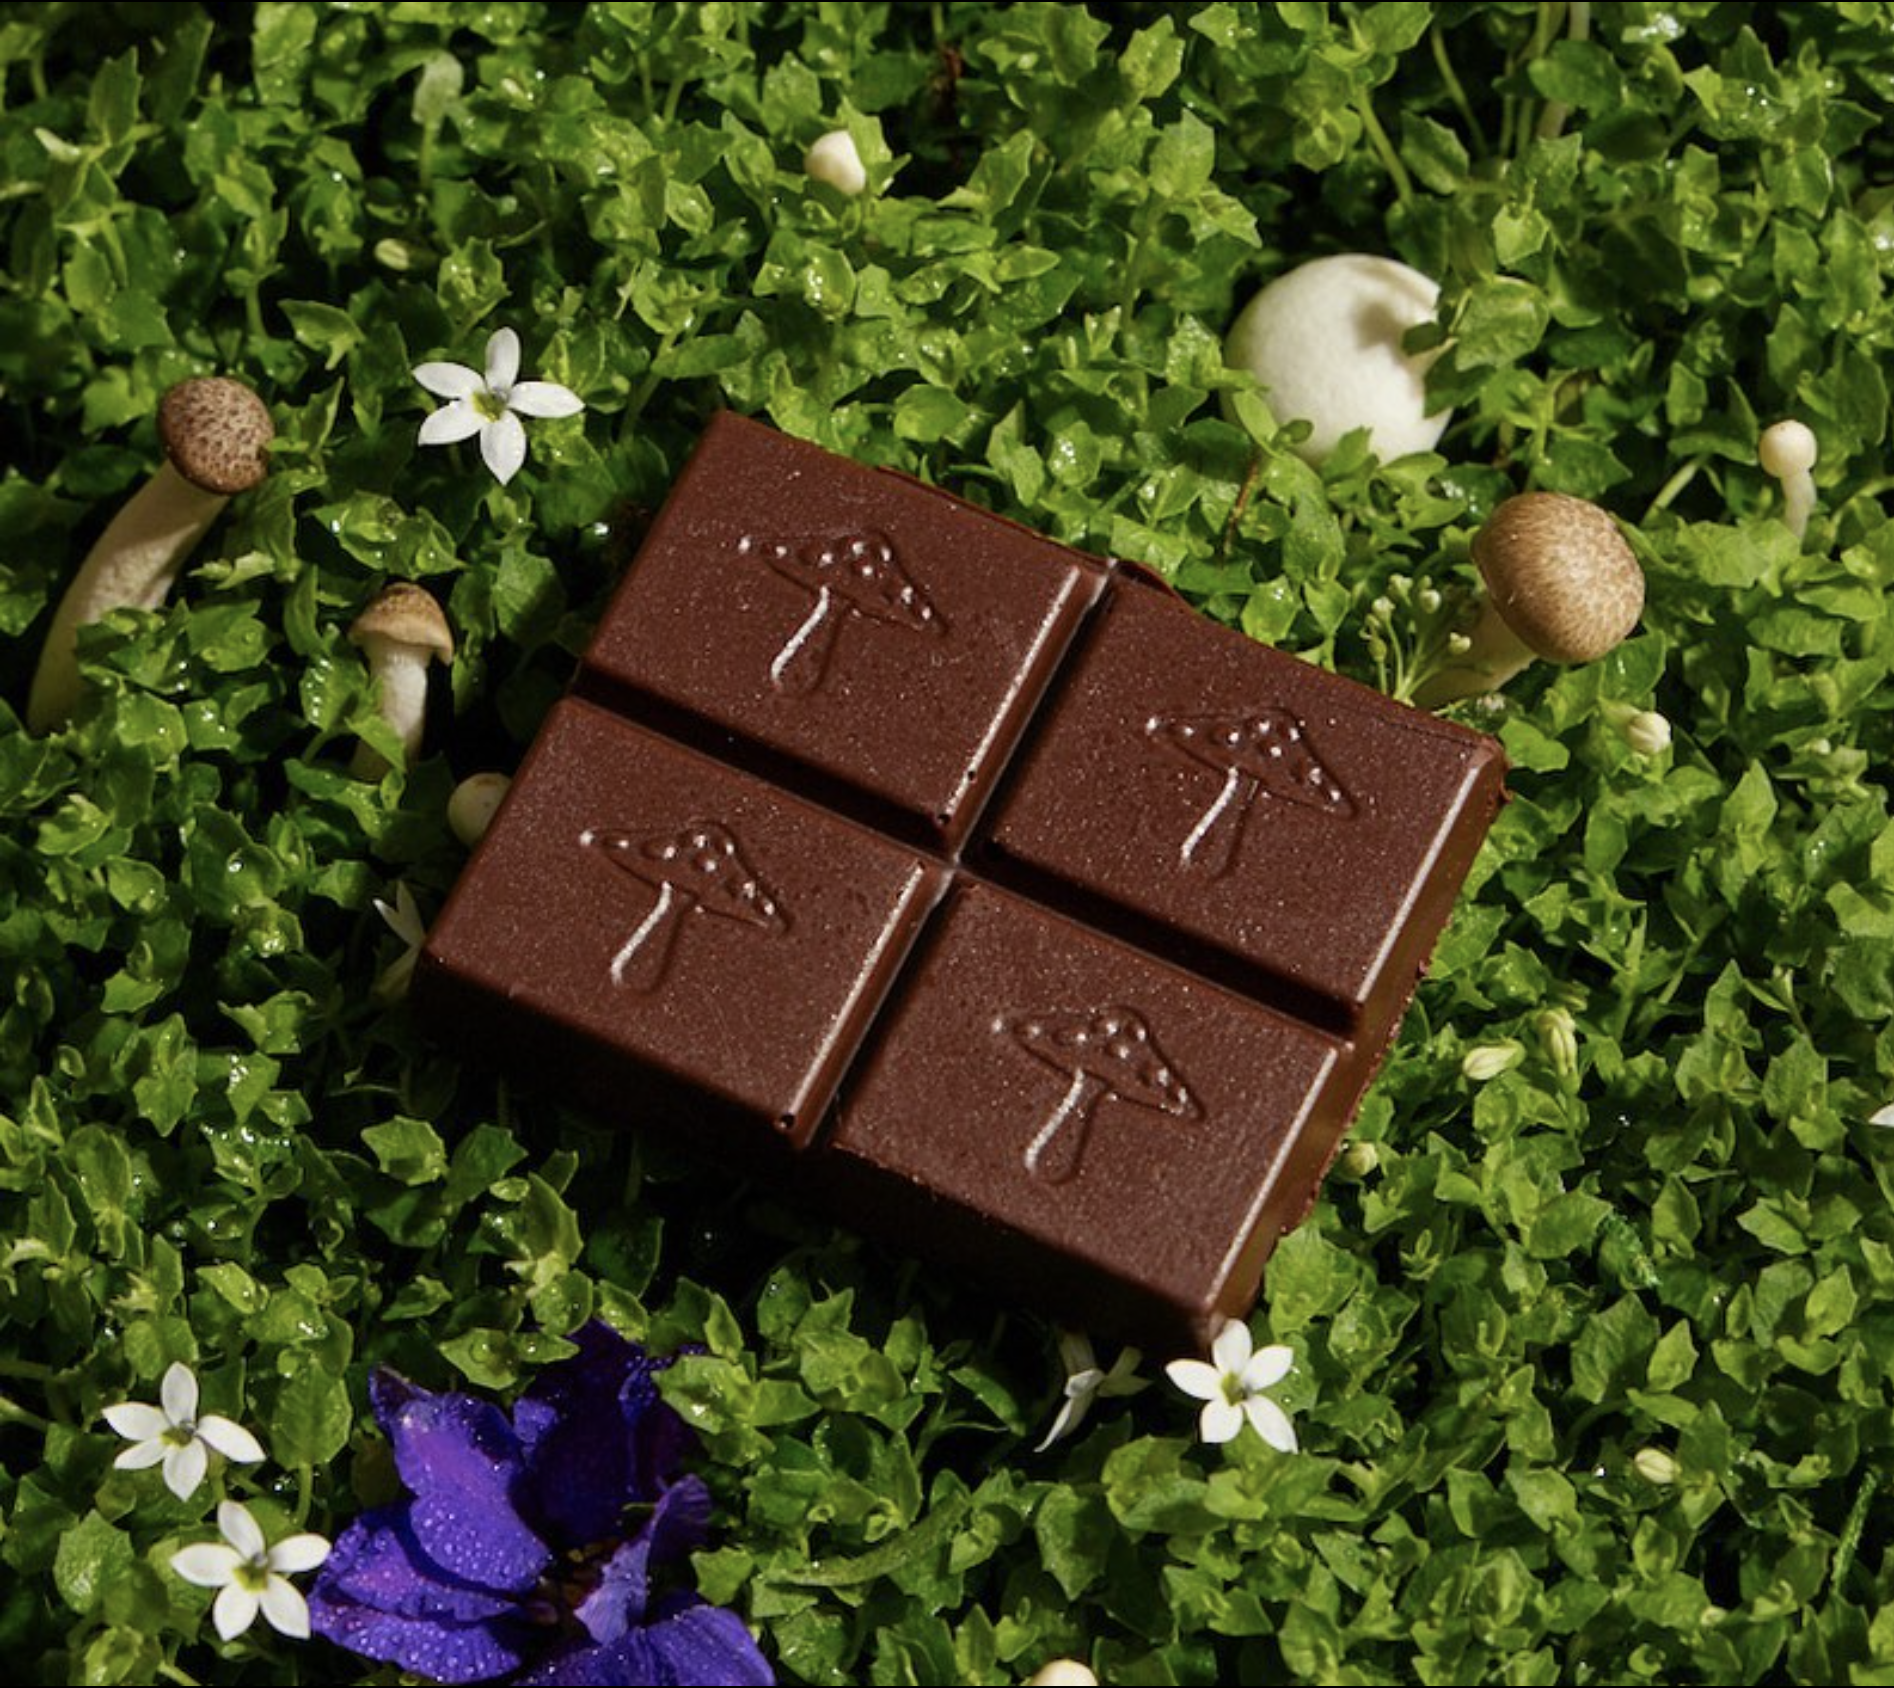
415 413 1505 1350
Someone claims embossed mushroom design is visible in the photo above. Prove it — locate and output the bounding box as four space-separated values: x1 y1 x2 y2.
740 529 944 695
579 820 787 992
1007 1006 1198 1184
1146 708 1355 878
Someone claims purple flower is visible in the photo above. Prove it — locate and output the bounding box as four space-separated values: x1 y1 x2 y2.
308 1323 771 1687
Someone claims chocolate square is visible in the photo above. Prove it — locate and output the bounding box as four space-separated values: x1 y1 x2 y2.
822 883 1362 1342
578 413 1103 849
418 698 942 1149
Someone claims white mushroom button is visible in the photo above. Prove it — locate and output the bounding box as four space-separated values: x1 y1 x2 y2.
1224 254 1449 466
804 129 867 196
28 376 274 732
347 583 455 778
1758 419 1818 543
1027 1663 1099 1688
446 771 511 847
1416 492 1645 707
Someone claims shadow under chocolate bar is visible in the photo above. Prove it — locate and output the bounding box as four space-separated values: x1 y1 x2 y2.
415 411 1506 1352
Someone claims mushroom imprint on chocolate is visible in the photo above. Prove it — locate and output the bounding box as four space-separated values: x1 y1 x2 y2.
579 820 788 991
739 530 945 695
1004 1006 1198 1184
1146 708 1355 878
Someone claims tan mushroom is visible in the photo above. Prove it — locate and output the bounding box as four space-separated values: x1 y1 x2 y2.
347 584 455 778
27 376 274 732
1415 492 1644 707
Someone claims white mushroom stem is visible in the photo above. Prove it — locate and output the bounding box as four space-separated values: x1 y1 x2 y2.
1413 596 1539 705
27 464 227 733
352 640 435 778
1758 419 1818 544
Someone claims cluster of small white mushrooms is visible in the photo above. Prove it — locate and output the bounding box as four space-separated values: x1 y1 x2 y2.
28 377 274 732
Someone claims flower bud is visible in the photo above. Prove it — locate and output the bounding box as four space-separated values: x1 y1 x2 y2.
1620 709 1671 756
1634 1447 1680 1485
1338 1140 1380 1177
1028 1662 1099 1688
1535 1008 1578 1080
1462 1042 1523 1083
804 129 867 195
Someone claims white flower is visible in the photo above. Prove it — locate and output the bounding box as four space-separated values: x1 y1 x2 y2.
413 327 583 486
1165 1319 1298 1451
1035 1330 1144 1452
1870 1103 1894 1128
103 1362 265 1501
172 1500 330 1642
371 879 428 1003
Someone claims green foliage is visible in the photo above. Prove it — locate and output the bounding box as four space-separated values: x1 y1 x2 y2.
2 2 1893 1683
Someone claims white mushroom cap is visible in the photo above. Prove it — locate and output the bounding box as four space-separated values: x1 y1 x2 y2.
447 772 511 847
1474 493 1644 664
1027 1663 1099 1688
1758 419 1817 479
158 377 275 495
1224 254 1449 465
804 129 867 196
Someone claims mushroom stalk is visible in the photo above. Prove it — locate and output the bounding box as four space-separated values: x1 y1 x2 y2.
1412 596 1539 706
27 465 229 732
351 644 433 778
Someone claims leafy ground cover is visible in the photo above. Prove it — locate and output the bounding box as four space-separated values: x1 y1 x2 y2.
2 3 1892 1683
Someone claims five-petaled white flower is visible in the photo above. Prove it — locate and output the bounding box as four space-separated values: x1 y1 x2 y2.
413 327 583 486
1036 1330 1144 1452
1165 1319 1298 1451
172 1500 330 1641
371 879 428 1003
103 1361 266 1500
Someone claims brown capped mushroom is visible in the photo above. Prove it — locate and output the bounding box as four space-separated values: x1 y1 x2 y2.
1415 492 1644 707
347 583 455 778
27 376 274 731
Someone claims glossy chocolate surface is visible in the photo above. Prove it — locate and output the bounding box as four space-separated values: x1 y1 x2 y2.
417 412 1506 1349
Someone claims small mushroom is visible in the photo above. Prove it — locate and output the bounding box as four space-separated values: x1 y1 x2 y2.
741 530 944 695
1006 1006 1197 1184
1224 254 1448 466
580 819 787 991
347 584 455 778
27 376 274 732
1414 492 1645 707
1146 708 1354 878
1027 1663 1099 1688
447 772 511 847
1758 419 1818 543
804 129 867 196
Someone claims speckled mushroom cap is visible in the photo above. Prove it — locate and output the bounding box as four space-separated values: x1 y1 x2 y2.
348 582 456 660
158 377 275 495
1473 492 1644 664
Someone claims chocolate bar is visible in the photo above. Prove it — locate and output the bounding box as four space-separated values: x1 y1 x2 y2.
415 413 1505 1350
